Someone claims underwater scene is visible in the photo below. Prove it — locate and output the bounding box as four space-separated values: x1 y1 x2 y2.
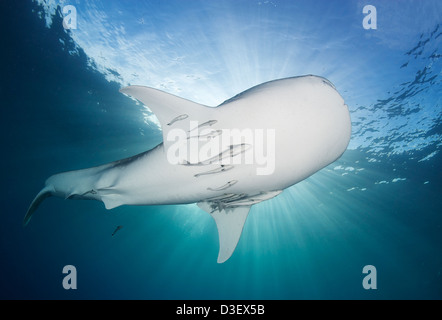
0 0 441 300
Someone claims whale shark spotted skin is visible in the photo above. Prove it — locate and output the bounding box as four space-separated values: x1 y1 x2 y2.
24 75 351 263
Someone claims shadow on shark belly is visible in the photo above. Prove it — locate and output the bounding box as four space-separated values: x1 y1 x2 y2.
24 75 351 263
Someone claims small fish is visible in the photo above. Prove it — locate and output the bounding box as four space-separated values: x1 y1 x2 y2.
167 114 188 126
188 120 217 132
207 180 238 191
194 165 234 177
112 225 123 236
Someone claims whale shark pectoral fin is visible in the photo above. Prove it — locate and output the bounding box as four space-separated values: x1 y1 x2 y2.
198 202 251 263
120 85 215 153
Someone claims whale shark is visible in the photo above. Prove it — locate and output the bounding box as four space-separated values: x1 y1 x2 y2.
24 75 351 263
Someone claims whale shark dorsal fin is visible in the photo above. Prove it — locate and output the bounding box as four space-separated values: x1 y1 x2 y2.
120 86 214 151
198 202 251 263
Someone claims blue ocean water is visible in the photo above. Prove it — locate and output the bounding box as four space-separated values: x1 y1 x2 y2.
0 0 441 299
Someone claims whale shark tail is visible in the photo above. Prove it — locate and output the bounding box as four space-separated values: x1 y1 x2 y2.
23 185 54 226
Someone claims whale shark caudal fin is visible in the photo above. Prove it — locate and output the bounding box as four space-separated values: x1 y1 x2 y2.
198 202 251 263
23 185 54 226
119 86 214 152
